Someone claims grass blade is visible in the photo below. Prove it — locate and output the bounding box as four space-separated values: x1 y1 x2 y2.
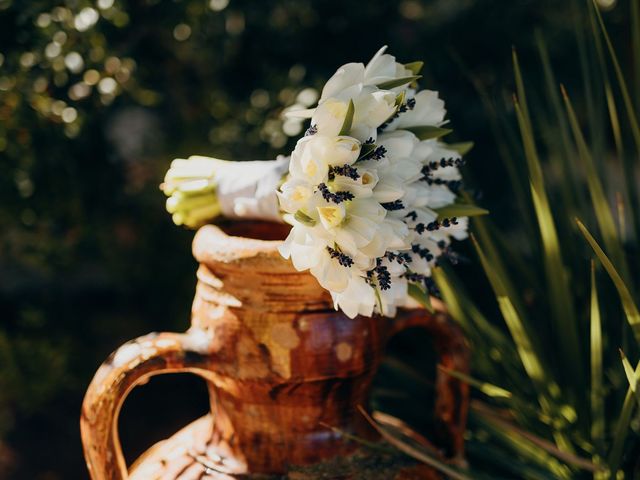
633 0 640 112
433 265 515 355
471 235 547 389
472 235 577 453
620 353 640 407
441 367 563 428
513 48 532 130
588 3 624 159
472 401 598 473
591 0 640 153
470 403 573 478
450 49 538 239
587 2 639 241
607 358 640 475
513 87 583 397
535 30 583 216
589 261 605 459
563 87 630 282
577 219 640 345
433 265 528 391
439 367 512 399
574 0 605 159
465 441 562 480
466 195 532 326
358 406 472 480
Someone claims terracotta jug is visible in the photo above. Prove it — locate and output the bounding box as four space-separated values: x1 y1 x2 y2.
80 221 469 479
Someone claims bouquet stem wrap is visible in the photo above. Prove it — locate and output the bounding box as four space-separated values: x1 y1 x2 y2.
162 156 289 226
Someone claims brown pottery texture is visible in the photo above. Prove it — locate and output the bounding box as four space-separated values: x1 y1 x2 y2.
80 221 470 479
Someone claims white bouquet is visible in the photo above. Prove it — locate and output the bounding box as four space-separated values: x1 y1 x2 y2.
161 47 485 318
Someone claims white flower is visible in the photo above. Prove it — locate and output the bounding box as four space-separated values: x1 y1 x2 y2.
317 202 346 230
320 46 413 103
387 90 446 130
163 48 474 320
364 46 413 87
276 48 473 319
277 178 314 214
377 258 409 317
329 136 361 166
279 225 326 271
424 141 463 182
289 135 330 184
332 199 386 252
377 130 419 159
310 247 352 292
431 216 469 241
331 274 377 319
320 63 366 104
331 166 378 198
312 99 351 137
353 89 398 128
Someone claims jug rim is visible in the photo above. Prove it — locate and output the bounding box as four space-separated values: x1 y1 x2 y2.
192 221 298 270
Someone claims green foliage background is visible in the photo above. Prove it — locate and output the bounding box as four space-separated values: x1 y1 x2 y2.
0 0 636 478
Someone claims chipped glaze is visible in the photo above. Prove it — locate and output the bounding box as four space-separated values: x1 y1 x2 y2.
80 221 470 479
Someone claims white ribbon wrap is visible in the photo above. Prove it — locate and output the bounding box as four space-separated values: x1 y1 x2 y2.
213 155 289 222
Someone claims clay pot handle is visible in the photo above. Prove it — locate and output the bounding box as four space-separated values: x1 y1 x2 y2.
80 329 215 480
390 307 470 459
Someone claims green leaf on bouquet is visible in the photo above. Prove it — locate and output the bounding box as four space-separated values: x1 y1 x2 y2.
338 99 354 136
434 203 489 218
294 210 316 226
357 142 377 161
408 282 433 312
447 141 475 155
377 75 422 90
374 287 384 314
395 90 406 108
404 61 424 75
405 126 453 140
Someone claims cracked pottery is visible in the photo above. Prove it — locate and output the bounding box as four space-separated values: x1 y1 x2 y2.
80 221 470 479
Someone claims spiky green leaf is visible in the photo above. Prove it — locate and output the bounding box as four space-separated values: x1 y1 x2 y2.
590 262 605 456
514 95 582 399
294 210 316 226
408 282 433 313
357 142 376 160
405 126 452 140
404 61 424 75
608 358 640 474
447 141 474 155
435 203 489 219
377 75 421 90
338 99 354 136
577 219 640 344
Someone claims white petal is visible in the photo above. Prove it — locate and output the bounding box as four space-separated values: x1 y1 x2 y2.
320 63 366 103
392 90 447 129
311 255 351 292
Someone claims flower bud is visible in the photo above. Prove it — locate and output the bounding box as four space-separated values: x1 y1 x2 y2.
354 90 397 128
328 136 361 166
312 98 349 137
289 135 330 184
317 203 346 229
